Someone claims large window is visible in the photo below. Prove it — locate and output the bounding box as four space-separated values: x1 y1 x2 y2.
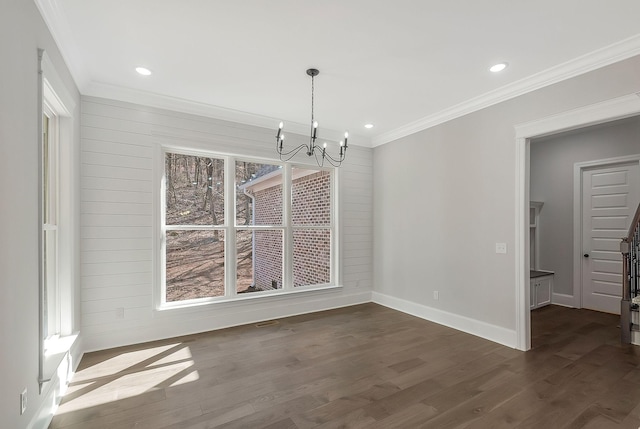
161 150 336 306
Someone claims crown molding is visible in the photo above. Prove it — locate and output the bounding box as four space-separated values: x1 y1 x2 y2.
84 81 372 148
372 34 640 147
35 0 90 91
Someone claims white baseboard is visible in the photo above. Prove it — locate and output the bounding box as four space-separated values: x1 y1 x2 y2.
552 292 577 308
29 334 84 429
371 292 517 348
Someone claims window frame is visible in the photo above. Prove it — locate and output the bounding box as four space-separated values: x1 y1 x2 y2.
38 49 78 386
158 146 339 310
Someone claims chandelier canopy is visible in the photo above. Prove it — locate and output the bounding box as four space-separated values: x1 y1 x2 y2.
275 68 348 167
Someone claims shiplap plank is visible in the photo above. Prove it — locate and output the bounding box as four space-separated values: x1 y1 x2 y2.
339 195 372 205
342 186 373 197
83 97 273 137
82 112 153 135
82 201 152 216
82 214 152 228
344 241 373 250
81 164 153 181
81 307 153 327
343 271 372 283
342 226 372 236
81 226 153 239
81 295 151 314
342 257 372 266
82 284 151 301
82 135 154 156
82 272 152 289
341 249 372 259
82 177 152 193
82 238 152 251
82 249 152 264
82 151 153 170
81 189 152 204
82 261 152 276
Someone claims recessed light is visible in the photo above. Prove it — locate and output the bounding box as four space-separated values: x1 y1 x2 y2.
489 63 508 73
135 67 152 76
364 123 374 129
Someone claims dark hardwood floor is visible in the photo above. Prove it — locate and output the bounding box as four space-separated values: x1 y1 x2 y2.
50 303 640 428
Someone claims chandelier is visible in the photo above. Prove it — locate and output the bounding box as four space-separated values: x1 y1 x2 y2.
275 68 348 167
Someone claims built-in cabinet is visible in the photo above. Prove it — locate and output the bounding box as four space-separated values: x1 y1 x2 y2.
530 271 553 309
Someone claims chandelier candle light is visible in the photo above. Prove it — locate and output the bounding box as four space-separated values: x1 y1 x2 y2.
275 68 349 167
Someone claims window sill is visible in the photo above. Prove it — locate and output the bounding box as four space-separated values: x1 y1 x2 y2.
156 284 343 314
40 333 79 385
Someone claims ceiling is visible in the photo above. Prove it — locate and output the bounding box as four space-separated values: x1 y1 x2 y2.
37 0 640 147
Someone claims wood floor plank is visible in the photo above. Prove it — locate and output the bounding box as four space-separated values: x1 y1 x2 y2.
51 303 640 428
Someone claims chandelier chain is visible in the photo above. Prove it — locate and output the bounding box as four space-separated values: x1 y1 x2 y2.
311 74 315 125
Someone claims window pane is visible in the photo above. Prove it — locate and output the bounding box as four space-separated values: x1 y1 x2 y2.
166 154 224 225
43 114 50 224
292 168 331 226
236 161 282 226
44 229 58 337
293 229 330 287
166 230 225 301
237 229 283 293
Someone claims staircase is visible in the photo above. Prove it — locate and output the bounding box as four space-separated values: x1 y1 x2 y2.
621 203 640 344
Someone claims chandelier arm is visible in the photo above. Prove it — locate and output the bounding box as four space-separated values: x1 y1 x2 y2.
320 151 344 167
277 143 308 161
322 148 345 164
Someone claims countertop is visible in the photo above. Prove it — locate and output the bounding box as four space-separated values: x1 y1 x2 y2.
531 270 554 279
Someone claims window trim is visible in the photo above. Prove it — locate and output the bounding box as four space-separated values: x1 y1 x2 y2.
157 146 339 310
38 49 77 387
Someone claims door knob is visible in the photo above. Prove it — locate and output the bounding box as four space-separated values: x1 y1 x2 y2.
583 253 589 258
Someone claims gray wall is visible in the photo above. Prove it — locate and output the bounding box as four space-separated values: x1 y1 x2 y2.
0 1 81 427
373 55 640 338
530 117 640 297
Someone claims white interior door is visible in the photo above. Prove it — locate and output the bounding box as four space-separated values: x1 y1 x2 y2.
582 162 640 314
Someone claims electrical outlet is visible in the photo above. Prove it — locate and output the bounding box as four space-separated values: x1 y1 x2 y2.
20 388 27 415
433 290 439 300
495 243 507 254
115 307 124 319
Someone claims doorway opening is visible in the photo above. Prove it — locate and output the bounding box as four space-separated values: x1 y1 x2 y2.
514 93 640 351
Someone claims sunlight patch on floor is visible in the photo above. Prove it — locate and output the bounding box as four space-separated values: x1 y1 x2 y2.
57 343 199 413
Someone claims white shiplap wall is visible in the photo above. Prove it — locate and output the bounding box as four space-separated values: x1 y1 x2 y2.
80 96 373 351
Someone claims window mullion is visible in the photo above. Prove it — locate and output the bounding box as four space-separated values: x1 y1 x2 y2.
283 164 293 290
226 156 236 297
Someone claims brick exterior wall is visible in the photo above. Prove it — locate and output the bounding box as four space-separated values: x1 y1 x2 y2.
247 170 331 289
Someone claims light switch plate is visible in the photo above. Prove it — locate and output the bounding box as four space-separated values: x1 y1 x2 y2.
496 243 507 254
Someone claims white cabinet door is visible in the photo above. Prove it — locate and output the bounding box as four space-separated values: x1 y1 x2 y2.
536 277 552 307
530 275 553 309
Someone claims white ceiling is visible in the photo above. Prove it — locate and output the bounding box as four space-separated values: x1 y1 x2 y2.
37 0 640 147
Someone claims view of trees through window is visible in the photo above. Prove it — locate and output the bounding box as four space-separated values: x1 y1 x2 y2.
164 152 332 304
165 154 225 301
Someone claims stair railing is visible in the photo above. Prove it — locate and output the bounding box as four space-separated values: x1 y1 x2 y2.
621 202 640 344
